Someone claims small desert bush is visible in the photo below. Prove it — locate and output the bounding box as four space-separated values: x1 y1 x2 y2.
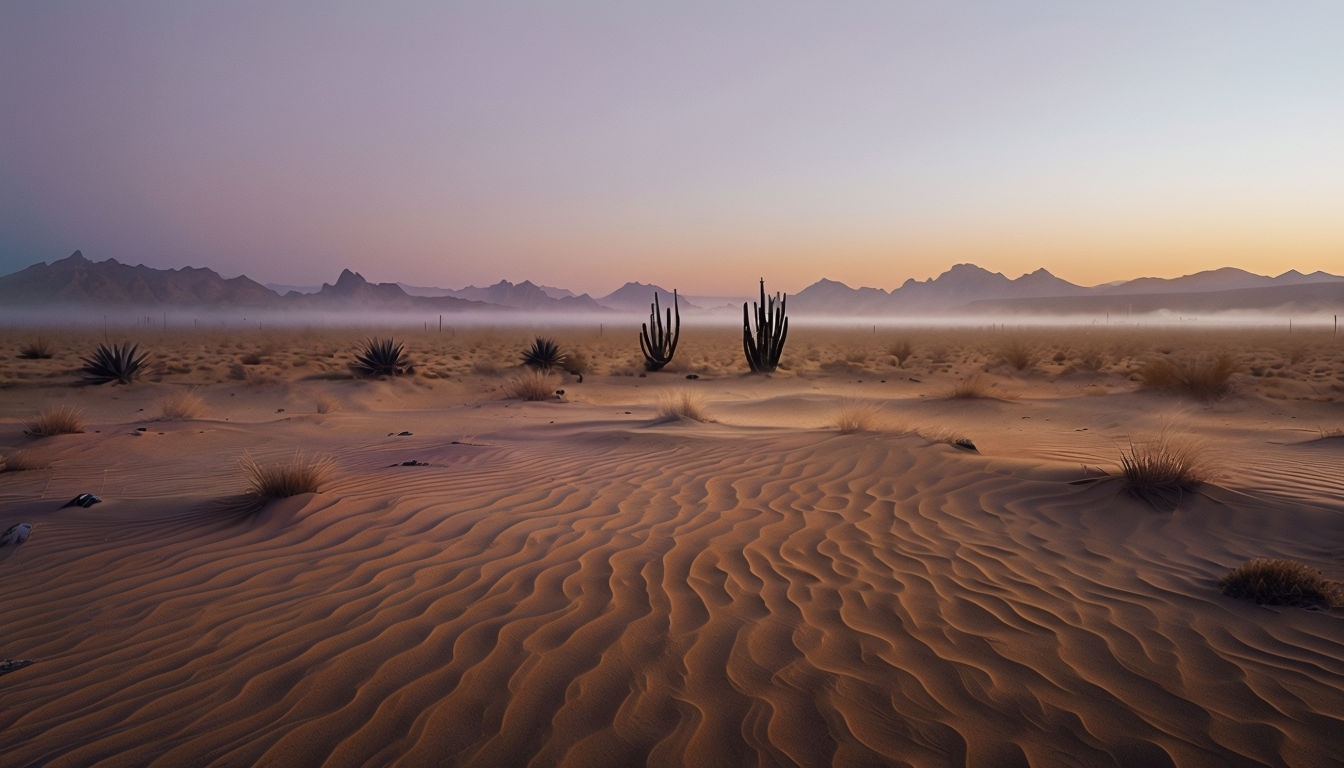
1 449 48 472
350 337 412 377
998 340 1035 371
656 389 708 421
835 400 880 433
1219 558 1343 608
564 348 591 376
506 369 559 400
25 405 85 437
1075 346 1108 372
1137 353 1238 400
18 338 54 359
1118 432 1209 505
81 341 150 385
888 340 914 368
314 392 341 414
522 337 566 371
240 452 334 500
157 389 207 420
949 373 992 399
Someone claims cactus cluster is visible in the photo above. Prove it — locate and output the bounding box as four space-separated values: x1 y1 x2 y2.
639 290 680 371
743 279 788 373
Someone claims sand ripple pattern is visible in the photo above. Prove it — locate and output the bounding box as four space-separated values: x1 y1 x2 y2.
2 430 1342 766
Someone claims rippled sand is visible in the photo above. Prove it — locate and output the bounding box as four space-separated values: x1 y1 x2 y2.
2 325 1342 766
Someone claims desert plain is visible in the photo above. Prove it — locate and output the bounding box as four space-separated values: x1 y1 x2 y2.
1 321 1342 767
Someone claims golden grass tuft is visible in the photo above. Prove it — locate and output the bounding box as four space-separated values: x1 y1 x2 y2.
834 400 880 433
1118 431 1210 506
1219 558 1343 608
1137 353 1238 400
656 389 708 422
506 369 559 401
1 449 49 472
240 452 334 500
998 339 1035 371
948 373 993 399
25 405 85 437
157 389 208 420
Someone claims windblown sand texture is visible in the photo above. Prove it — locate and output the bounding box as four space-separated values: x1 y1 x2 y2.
2 325 1343 766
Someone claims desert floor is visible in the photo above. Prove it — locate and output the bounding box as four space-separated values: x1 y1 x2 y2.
2 323 1342 767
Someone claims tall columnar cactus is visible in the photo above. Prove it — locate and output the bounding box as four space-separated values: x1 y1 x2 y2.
639 289 680 371
743 278 788 373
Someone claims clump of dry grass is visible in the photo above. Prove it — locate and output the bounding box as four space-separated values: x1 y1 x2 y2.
1219 558 1343 608
240 452 334 500
506 369 559 400
17 338 54 359
1137 353 1238 400
656 389 708 422
834 400 880 433
314 392 342 414
998 339 1035 371
888 340 914 368
948 373 992 399
157 389 207 420
1118 431 1210 506
1 449 48 472
25 405 85 437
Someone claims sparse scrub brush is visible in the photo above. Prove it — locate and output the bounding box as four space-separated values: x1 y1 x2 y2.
999 339 1034 371
888 340 913 368
656 389 708 422
240 452 334 500
949 373 992 399
1118 431 1209 506
25 405 85 437
351 337 412 377
1137 353 1237 400
835 400 880 433
157 389 207 420
18 338 54 359
1219 558 1343 608
507 369 559 400
522 337 566 371
81 342 149 385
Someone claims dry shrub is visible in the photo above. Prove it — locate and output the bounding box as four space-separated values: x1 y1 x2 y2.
1 449 48 472
1118 431 1209 506
25 405 85 437
1075 346 1108 372
506 369 559 400
656 389 708 422
1137 353 1238 400
999 339 1035 371
314 392 341 414
888 339 914 367
835 400 880 433
564 348 591 376
18 338 54 359
240 452 334 500
949 373 992 399
157 389 207 420
1219 558 1343 608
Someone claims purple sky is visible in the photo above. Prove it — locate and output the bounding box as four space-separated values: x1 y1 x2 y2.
3 2 1342 295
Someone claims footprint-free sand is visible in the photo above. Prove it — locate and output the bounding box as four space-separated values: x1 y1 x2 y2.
2 324 1342 766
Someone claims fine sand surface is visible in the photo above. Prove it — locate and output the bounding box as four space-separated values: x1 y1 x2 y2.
2 324 1342 766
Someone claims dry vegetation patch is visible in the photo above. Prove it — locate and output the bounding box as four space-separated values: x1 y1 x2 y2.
1137 353 1238 400
506 369 559 401
1118 431 1210 506
1220 558 1343 608
656 389 709 422
834 400 880 433
25 405 85 437
157 389 208 420
240 452 334 500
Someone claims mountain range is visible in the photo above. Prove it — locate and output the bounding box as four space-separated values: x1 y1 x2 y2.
2 251 1342 317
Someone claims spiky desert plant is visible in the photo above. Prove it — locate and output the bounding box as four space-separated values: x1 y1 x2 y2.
522 337 566 371
351 337 412 377
640 290 681 371
1118 431 1208 506
743 278 788 373
24 405 85 437
18 338 54 359
1219 558 1343 608
81 342 149 385
240 451 334 500
506 368 559 400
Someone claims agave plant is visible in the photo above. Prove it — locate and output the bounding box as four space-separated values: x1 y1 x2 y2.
81 342 149 385
522 337 566 371
350 337 412 377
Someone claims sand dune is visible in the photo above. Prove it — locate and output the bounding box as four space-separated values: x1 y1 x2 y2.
2 326 1342 766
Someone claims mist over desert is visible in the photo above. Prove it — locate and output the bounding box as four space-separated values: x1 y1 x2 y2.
2 319 1341 766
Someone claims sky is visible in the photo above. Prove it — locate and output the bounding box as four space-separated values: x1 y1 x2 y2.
2 2 1342 296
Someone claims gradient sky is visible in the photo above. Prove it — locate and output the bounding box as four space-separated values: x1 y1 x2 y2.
3 2 1342 296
